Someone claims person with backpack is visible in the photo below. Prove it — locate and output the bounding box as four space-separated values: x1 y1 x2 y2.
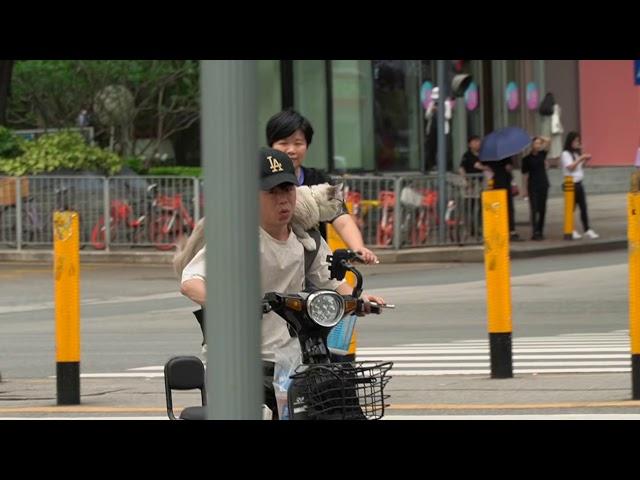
178 147 386 419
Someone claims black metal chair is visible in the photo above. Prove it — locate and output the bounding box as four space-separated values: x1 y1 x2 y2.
164 356 207 420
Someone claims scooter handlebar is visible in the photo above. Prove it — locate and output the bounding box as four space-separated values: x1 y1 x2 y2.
357 301 395 315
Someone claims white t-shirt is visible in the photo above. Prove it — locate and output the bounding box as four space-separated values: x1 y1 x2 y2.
181 246 206 283
180 229 341 363
561 151 584 183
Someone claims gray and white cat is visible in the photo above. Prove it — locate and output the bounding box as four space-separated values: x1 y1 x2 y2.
292 183 344 251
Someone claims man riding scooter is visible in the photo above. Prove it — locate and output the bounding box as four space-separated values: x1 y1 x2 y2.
179 147 387 418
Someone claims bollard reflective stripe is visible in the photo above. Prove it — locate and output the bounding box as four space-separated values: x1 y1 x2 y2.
628 193 640 399
54 211 80 405
563 176 575 240
482 189 513 378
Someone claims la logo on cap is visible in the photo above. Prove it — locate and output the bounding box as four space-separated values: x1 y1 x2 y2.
267 155 284 173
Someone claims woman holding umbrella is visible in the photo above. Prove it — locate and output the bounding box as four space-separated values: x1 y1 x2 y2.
482 157 518 240
479 127 532 241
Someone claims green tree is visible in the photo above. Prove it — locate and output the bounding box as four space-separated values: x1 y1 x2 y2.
0 130 122 176
7 60 200 165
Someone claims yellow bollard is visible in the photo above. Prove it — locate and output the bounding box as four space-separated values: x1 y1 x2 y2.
628 191 640 399
563 176 575 240
482 188 513 378
54 211 81 405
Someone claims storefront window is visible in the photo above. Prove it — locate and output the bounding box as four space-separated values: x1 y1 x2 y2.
293 61 329 171
421 60 436 171
372 60 421 172
257 60 282 147
259 59 545 175
506 60 521 129
466 60 484 138
331 60 375 172
491 60 507 131
524 60 545 135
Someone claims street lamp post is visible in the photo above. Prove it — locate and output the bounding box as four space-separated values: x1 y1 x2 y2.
201 61 262 419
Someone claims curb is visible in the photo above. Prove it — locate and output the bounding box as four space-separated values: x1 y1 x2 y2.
0 250 173 264
374 238 627 264
510 238 627 260
0 239 627 265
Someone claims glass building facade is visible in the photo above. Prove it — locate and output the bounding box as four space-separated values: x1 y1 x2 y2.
258 60 546 174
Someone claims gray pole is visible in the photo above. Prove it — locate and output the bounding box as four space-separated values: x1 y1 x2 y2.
16 177 22 250
201 60 262 419
436 60 447 243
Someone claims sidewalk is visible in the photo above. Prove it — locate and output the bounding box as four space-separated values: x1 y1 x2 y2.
0 193 628 265
373 192 627 263
386 373 640 416
1 372 638 418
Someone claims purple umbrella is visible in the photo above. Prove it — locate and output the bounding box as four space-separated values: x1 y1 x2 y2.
479 127 531 161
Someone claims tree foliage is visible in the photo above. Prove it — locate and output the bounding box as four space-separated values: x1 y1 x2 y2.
7 60 200 164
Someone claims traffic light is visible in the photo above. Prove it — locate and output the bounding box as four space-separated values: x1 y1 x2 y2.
453 59 466 73
449 60 472 97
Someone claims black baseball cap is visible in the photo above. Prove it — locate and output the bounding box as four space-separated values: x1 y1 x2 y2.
259 147 299 191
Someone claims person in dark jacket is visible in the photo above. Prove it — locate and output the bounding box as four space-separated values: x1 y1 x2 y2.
521 136 550 240
458 135 489 236
266 109 378 264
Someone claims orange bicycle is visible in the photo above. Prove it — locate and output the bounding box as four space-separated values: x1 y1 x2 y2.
150 192 196 251
376 191 396 247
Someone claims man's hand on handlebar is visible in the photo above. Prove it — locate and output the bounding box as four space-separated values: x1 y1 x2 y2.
356 293 387 316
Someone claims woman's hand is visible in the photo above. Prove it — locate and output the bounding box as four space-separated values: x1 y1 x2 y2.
357 247 379 265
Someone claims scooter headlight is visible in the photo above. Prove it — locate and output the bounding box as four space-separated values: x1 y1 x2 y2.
306 291 345 327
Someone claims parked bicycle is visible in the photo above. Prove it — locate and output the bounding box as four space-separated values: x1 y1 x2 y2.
150 191 196 251
399 185 438 246
377 185 467 247
91 183 158 250
0 177 43 245
376 190 396 247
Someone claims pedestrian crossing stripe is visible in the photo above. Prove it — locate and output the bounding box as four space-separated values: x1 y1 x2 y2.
77 330 632 378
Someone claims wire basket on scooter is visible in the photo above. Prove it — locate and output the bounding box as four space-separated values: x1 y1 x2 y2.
288 361 393 420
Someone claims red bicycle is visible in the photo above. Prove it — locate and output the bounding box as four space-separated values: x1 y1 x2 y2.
375 184 468 247
149 192 196 251
91 199 151 250
376 190 396 247
344 189 363 230
409 188 438 246
91 184 196 251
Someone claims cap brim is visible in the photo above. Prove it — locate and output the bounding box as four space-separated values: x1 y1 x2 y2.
260 173 299 191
